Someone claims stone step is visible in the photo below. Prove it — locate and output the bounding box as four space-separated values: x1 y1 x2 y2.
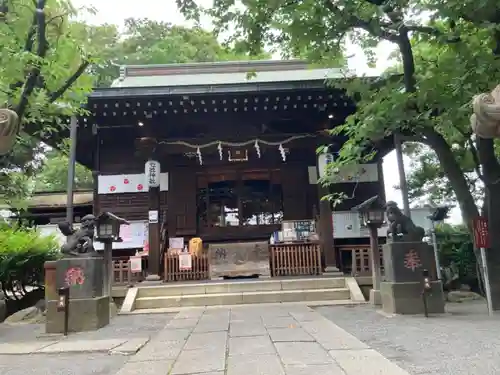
137 278 346 298
134 287 351 309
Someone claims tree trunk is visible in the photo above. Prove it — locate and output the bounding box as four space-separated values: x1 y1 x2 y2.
422 129 479 224
477 137 500 309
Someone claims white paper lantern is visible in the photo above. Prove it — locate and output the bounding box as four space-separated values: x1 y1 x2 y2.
317 153 334 179
145 160 160 188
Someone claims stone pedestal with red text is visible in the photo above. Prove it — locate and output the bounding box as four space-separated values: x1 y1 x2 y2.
45 257 110 333
380 241 445 315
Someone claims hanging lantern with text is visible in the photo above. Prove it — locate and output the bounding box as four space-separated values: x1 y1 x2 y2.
317 153 334 179
145 160 160 189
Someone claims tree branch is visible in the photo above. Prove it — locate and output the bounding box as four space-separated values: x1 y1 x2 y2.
14 0 48 121
447 122 484 181
405 25 440 35
24 12 37 52
48 60 90 103
8 12 38 93
324 0 398 42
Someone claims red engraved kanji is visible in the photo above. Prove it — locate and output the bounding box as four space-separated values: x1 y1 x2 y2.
137 184 144 191
64 267 85 287
404 249 422 271
109 185 116 192
123 178 130 185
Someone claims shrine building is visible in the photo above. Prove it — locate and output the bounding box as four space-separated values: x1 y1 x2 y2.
65 59 400 306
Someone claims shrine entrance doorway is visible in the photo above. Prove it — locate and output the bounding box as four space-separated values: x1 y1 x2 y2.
196 167 284 243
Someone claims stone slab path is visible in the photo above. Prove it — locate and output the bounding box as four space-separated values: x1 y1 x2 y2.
116 304 411 375
0 337 150 356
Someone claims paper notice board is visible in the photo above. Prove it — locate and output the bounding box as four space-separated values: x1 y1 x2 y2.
130 256 142 273
179 253 192 270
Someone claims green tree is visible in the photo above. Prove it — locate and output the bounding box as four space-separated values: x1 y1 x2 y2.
34 148 93 192
176 0 494 224
30 19 269 191
176 0 500 306
90 18 270 88
0 0 98 205
402 143 483 208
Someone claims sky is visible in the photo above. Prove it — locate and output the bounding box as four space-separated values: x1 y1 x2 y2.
71 0 461 223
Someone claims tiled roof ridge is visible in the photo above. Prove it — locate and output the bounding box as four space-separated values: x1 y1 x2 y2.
119 59 331 78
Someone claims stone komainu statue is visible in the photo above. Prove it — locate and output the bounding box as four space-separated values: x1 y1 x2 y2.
0 108 19 156
58 214 97 257
470 85 500 139
385 201 425 242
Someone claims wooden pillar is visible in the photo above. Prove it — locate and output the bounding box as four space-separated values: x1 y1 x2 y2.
144 157 162 282
316 151 340 273
44 261 58 302
317 184 338 272
146 186 161 281
368 226 382 305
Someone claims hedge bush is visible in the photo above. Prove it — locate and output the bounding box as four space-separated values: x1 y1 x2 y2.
0 223 60 300
435 224 478 291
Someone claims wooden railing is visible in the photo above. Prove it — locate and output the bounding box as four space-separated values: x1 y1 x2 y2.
112 257 146 285
269 243 322 277
338 245 384 276
164 253 210 282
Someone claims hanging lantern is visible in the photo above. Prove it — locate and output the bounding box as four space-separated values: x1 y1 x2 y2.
0 109 19 155
145 160 160 189
317 152 334 178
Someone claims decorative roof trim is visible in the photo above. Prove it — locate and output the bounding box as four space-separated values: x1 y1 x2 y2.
90 80 332 100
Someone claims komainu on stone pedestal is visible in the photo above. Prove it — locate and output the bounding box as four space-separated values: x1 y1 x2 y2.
45 257 110 334
381 241 445 315
58 214 98 257
385 201 425 242
45 215 111 334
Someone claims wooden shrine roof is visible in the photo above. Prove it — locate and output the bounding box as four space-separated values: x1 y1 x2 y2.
26 190 93 209
111 59 343 89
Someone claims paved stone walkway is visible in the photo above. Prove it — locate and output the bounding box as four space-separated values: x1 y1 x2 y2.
0 314 172 357
114 304 410 375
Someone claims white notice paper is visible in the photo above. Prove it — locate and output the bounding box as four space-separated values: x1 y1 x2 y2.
130 256 142 273
179 253 192 271
148 210 159 224
169 237 184 250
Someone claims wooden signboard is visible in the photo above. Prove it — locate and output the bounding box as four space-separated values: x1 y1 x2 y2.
208 241 270 279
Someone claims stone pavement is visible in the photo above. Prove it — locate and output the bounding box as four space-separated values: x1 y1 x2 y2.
0 313 172 357
115 304 411 375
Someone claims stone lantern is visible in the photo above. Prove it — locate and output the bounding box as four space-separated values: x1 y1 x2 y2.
352 195 385 305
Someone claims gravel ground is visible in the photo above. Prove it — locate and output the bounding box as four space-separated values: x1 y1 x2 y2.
315 301 500 375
